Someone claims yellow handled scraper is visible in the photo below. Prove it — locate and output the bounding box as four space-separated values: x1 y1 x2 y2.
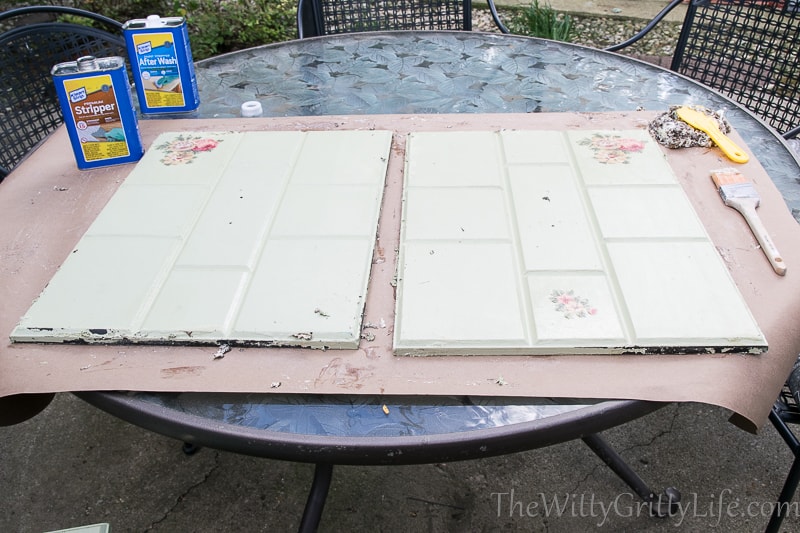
676 106 749 164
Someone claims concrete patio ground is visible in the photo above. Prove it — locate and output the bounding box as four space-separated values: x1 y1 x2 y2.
493 0 687 21
2 393 797 532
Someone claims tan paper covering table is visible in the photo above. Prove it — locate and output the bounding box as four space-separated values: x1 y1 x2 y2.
2 112 800 431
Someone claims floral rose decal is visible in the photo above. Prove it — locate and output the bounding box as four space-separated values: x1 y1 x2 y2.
550 289 597 319
156 134 222 165
578 133 645 164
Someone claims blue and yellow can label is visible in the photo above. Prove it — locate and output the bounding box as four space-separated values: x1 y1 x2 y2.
62 74 131 161
132 32 187 108
52 56 144 170
124 16 200 114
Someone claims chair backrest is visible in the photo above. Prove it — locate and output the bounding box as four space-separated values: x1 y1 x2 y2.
671 0 799 136
297 0 473 38
0 6 126 179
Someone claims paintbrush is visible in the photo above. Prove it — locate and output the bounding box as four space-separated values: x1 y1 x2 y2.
710 168 786 275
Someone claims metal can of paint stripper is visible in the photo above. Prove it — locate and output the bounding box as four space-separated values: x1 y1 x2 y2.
123 15 200 114
51 55 144 170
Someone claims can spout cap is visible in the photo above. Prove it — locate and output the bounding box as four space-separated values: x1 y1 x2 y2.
77 56 98 71
145 14 163 27
241 101 263 117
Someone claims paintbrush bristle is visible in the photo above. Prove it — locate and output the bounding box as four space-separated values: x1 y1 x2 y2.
710 168 760 205
710 167 747 187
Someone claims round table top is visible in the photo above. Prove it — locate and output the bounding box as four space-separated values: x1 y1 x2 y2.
86 31 800 462
193 31 799 215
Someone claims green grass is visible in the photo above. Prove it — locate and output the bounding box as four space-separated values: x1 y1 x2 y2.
508 0 573 42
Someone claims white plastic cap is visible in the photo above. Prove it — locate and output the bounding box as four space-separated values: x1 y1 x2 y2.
241 101 263 118
145 15 163 28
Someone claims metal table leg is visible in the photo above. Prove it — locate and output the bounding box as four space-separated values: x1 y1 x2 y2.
298 463 333 533
582 433 680 517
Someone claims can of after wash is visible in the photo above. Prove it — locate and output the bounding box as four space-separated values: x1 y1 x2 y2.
123 15 200 114
52 55 144 170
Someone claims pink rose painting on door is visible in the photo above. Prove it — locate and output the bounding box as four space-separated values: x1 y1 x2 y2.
156 134 223 165
577 133 646 164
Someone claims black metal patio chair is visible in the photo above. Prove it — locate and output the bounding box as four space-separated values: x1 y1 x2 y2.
606 0 799 142
0 5 126 181
767 359 800 533
296 0 509 38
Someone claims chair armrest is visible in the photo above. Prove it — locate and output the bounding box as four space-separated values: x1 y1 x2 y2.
785 128 800 159
604 0 684 52
786 357 800 406
0 5 123 31
297 0 315 39
486 0 510 34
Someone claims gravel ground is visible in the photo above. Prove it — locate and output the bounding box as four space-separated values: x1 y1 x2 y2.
473 8 682 57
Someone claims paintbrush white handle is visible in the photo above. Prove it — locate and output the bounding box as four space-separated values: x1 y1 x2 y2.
728 197 787 275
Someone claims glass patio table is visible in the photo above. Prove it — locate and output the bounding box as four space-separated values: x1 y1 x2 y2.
76 31 800 530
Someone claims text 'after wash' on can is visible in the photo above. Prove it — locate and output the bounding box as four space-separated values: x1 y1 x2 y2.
52 55 144 170
123 14 200 114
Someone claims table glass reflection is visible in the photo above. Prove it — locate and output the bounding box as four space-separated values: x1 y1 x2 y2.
194 32 800 218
